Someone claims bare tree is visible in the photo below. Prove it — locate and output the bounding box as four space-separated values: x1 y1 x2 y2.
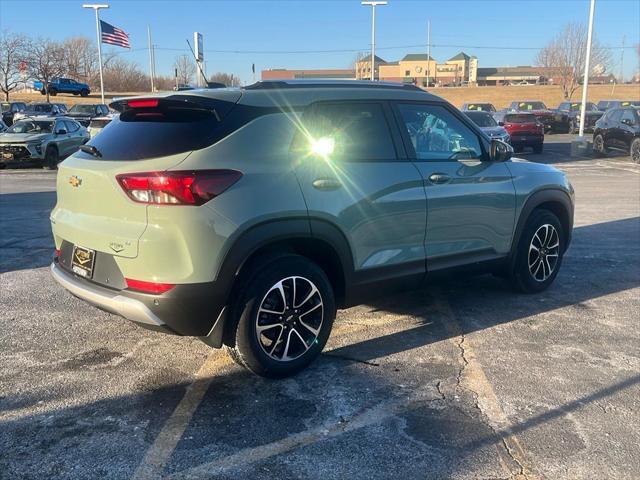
0 31 29 101
209 72 241 87
536 22 612 99
26 38 66 102
62 36 97 86
102 57 148 92
173 55 195 86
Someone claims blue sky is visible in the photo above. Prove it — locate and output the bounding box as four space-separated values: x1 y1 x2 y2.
1 0 639 84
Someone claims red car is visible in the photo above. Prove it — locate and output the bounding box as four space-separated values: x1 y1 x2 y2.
494 112 544 153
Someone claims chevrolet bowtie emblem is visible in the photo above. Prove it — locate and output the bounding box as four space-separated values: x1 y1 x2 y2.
69 175 82 187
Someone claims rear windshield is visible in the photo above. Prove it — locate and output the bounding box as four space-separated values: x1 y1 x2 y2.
28 104 53 112
89 118 111 129
79 96 237 161
70 104 96 114
465 111 497 127
504 114 537 123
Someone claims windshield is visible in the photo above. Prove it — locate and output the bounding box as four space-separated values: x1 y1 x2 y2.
466 111 497 127
70 104 97 114
27 104 53 113
567 102 598 111
7 120 54 133
517 102 547 111
504 114 537 124
466 103 495 112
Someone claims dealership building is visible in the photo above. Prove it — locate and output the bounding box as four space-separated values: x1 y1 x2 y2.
260 53 599 87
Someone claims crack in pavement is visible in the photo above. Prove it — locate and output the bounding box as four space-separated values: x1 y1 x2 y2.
432 288 541 480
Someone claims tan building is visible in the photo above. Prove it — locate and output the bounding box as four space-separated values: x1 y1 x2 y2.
354 54 388 80
373 52 477 87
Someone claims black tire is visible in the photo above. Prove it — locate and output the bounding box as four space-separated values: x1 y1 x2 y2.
44 146 59 170
48 88 57 96
40 89 46 95
533 143 543 154
569 119 578 134
510 209 565 294
80 89 89 97
593 134 607 157
512 143 522 153
226 255 336 378
630 138 640 164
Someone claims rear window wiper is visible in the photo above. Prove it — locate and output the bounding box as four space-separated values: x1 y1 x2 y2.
79 144 102 158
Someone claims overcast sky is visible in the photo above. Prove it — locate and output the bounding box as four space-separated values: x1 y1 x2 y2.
2 0 639 84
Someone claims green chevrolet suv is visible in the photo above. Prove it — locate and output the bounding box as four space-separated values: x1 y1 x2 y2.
50 81 574 378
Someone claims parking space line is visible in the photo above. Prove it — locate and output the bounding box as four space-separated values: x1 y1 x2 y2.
131 353 231 480
432 289 540 480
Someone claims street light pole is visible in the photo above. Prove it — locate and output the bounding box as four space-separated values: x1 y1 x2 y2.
83 4 109 104
578 0 596 139
362 1 387 81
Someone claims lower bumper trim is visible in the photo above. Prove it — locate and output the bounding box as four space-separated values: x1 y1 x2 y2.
51 262 165 327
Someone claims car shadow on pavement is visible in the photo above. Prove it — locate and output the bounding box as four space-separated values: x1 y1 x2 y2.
1 217 638 479
331 216 640 362
0 191 56 273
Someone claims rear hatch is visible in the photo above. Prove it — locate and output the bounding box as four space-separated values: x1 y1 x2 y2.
51 91 241 259
503 114 541 135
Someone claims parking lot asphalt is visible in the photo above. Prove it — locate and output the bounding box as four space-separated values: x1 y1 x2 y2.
1 135 639 480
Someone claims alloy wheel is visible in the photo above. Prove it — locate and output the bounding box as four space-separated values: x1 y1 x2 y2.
528 224 560 282
594 135 604 154
255 276 323 362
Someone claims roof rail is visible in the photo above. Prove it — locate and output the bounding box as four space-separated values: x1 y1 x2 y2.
244 80 424 92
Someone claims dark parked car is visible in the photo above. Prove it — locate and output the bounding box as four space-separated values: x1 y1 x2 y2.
494 111 544 153
596 100 640 111
0 119 7 133
1 101 27 126
593 107 640 163
464 110 510 144
556 101 604 133
66 104 110 127
508 101 571 133
13 103 66 122
461 102 496 112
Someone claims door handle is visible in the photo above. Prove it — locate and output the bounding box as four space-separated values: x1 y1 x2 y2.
312 178 342 191
428 173 451 185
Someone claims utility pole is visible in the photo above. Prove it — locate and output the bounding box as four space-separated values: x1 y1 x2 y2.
578 0 596 139
147 25 154 92
426 20 431 87
620 35 626 84
362 1 387 81
82 4 109 104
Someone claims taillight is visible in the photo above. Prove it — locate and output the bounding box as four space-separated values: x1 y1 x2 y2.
116 170 242 206
54 248 61 258
128 98 159 109
125 278 175 294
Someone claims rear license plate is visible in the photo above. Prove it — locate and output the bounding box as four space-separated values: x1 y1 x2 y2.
72 245 95 278
2 152 13 161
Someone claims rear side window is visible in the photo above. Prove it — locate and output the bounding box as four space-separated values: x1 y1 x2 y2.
608 109 623 123
79 96 237 161
90 118 111 129
504 114 536 123
293 102 396 161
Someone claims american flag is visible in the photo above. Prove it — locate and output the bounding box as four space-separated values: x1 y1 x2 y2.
100 20 130 49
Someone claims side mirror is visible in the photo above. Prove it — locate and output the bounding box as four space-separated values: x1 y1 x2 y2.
56 128 67 135
498 121 505 126
490 139 513 162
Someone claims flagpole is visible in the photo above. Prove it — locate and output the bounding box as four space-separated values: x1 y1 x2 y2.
147 25 154 92
83 4 109 104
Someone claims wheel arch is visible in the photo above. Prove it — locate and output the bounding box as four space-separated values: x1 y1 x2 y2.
510 189 574 263
205 218 354 348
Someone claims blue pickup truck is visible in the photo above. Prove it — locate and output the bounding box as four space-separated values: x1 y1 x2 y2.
33 78 91 97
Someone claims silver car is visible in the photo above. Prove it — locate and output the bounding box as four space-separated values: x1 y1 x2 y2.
0 116 89 169
464 110 511 144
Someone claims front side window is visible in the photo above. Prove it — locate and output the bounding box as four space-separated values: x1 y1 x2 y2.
609 109 623 123
621 109 637 125
293 102 396 161
397 103 482 161
64 120 80 132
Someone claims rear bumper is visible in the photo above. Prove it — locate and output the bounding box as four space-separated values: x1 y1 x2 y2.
51 261 229 342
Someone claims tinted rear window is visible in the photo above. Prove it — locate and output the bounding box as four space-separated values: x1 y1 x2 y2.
79 97 237 161
89 119 111 129
504 114 537 123
465 111 497 127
